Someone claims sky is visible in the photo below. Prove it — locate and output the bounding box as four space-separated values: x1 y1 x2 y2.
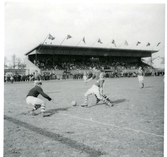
4 1 166 63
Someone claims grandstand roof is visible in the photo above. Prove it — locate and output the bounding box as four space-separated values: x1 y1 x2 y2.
25 44 158 58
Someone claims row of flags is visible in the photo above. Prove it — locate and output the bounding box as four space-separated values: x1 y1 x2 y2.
48 34 72 41
48 34 161 47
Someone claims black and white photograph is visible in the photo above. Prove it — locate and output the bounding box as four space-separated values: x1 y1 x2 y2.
3 1 165 157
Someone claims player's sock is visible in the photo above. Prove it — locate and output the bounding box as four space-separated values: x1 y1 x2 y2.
81 97 88 107
102 96 113 106
35 104 41 110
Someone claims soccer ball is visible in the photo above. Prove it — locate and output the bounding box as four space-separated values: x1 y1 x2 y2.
71 100 77 106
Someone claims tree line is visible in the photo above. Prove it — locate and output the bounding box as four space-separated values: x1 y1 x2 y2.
4 54 26 69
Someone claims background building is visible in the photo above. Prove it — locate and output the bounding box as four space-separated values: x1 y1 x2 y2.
25 44 157 77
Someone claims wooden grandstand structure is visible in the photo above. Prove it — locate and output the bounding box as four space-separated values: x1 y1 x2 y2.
25 44 158 76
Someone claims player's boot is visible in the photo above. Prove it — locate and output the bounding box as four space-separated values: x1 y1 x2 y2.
94 95 101 104
42 112 51 117
35 104 41 110
96 98 101 104
102 95 114 107
81 97 88 107
81 103 88 107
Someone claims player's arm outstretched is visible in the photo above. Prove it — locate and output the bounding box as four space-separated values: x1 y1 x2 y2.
37 86 52 101
85 72 96 83
85 77 93 83
30 75 34 81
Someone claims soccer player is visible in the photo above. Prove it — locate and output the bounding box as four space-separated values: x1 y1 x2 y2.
30 70 42 85
81 67 105 107
10 74 14 83
26 81 52 117
137 66 145 88
83 71 88 83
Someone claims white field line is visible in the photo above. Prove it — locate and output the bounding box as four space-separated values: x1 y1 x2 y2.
59 113 164 138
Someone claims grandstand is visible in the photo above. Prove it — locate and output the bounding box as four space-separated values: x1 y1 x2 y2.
25 44 158 78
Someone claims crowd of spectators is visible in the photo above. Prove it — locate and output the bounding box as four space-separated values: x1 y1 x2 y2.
33 58 142 71
4 73 54 83
5 59 164 83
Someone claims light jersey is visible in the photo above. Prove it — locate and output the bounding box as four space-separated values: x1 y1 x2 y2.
92 70 105 88
138 69 144 76
34 73 41 80
92 70 101 80
94 78 105 87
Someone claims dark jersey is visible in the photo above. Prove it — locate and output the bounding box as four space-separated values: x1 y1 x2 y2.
27 86 51 101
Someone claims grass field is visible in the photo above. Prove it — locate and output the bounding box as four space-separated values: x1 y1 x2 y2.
4 76 164 157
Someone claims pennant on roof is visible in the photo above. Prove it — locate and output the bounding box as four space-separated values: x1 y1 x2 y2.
136 41 141 46
111 40 116 47
124 40 128 46
48 34 55 40
157 42 161 46
67 35 72 39
98 39 103 44
83 37 86 44
146 42 150 46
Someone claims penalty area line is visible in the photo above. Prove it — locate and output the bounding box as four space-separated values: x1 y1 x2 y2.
59 113 163 138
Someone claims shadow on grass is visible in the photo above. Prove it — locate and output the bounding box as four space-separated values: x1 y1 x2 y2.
20 107 71 117
89 98 127 108
111 98 127 104
46 107 70 116
144 86 154 88
4 115 106 157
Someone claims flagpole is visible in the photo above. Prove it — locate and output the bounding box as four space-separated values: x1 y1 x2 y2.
157 45 164 52
36 34 50 63
55 35 72 63
129 42 138 49
152 42 161 50
117 42 123 49
91 39 98 47
76 39 82 47
123 42 137 57
60 36 67 46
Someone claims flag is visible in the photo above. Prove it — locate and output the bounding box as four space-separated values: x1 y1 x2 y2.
157 42 161 46
124 40 128 46
67 35 72 39
83 37 86 44
112 40 116 47
136 41 141 46
146 42 150 46
48 34 55 40
98 39 103 44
